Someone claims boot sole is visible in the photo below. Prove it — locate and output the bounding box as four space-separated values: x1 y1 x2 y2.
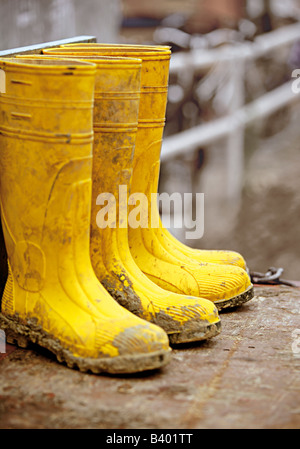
104 279 221 345
0 313 171 374
214 285 254 311
168 319 221 345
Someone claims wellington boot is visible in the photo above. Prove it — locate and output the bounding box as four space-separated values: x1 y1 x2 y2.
0 57 172 374
46 45 254 311
62 46 248 271
40 51 222 343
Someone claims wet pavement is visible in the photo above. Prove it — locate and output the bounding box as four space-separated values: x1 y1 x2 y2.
0 285 299 429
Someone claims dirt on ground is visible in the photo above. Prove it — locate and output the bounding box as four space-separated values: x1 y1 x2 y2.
1 285 299 429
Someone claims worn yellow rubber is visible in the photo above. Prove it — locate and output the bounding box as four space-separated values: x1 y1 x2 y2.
44 45 254 310
37 52 222 342
0 57 172 374
39 51 222 342
62 42 246 269
61 44 247 271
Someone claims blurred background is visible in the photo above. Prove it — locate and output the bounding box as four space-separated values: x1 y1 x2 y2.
0 0 300 280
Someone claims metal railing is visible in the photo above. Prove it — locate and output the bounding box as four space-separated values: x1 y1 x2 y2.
0 35 96 56
161 22 300 202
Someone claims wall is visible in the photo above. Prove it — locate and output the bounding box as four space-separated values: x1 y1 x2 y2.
0 0 122 51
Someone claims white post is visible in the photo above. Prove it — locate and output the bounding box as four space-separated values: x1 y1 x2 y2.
225 55 246 205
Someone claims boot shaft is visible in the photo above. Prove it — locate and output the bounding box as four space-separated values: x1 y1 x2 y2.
43 45 171 190
0 58 96 294
34 52 143 254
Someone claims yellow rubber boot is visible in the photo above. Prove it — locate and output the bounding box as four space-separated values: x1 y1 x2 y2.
37 52 222 343
62 47 248 270
62 44 248 270
45 45 254 311
0 57 172 374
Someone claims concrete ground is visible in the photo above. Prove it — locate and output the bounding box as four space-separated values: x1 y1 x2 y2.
0 285 299 429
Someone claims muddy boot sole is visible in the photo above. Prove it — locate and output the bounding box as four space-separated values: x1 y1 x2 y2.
214 285 254 311
0 313 172 374
168 319 221 344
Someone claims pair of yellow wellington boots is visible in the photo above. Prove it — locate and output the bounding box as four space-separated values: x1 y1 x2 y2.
0 44 253 375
